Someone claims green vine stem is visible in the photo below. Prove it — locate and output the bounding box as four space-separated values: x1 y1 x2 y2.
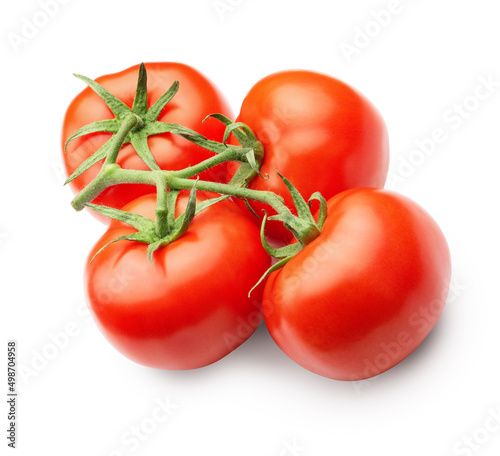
155 173 169 239
64 63 327 284
71 165 320 244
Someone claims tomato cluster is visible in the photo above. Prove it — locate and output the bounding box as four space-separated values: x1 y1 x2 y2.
62 62 450 381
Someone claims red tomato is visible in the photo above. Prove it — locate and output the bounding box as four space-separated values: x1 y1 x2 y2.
62 62 232 220
263 188 451 381
228 70 389 244
85 193 271 370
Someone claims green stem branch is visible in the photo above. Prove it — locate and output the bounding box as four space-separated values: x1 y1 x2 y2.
72 165 320 244
71 166 157 211
104 114 143 165
166 175 287 215
173 147 242 179
73 167 286 215
155 173 169 238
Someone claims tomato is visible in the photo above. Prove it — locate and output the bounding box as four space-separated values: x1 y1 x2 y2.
85 193 271 370
263 188 451 381
228 70 389 244
62 62 232 220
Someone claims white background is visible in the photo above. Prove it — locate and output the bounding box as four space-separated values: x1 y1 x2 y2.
1 0 500 455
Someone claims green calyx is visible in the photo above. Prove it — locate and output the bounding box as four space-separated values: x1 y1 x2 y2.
264 172 326 245
65 63 180 184
87 184 228 264
248 175 327 295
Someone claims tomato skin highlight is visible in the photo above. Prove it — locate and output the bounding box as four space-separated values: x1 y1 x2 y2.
62 62 232 221
228 70 389 244
263 188 451 381
85 193 271 370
